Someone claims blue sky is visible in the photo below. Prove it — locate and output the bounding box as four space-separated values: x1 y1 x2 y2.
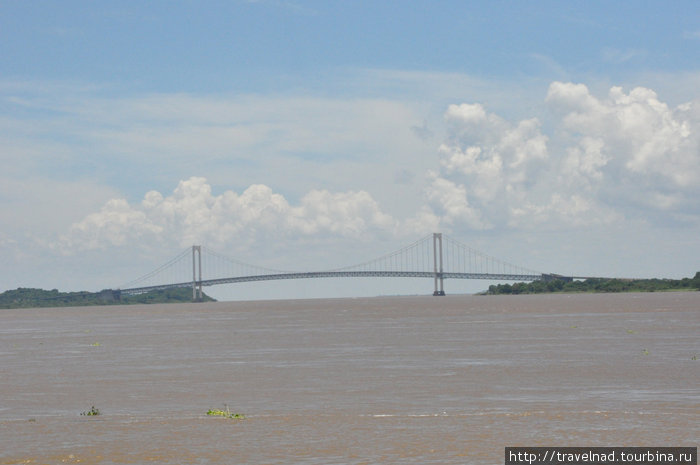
1 1 699 300
4 1 697 91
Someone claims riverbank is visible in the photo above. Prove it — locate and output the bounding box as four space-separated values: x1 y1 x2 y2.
483 273 700 295
0 287 215 308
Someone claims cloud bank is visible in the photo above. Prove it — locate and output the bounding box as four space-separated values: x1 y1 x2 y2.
56 177 398 253
53 81 699 261
427 81 699 230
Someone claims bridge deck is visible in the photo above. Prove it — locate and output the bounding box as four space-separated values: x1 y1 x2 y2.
119 271 545 295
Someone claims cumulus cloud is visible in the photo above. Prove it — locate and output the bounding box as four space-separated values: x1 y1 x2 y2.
546 82 700 211
56 177 398 253
63 199 163 250
424 173 490 230
425 81 699 231
289 189 395 236
427 101 553 229
50 81 700 256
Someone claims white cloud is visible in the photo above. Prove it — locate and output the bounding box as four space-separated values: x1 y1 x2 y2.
290 189 396 236
423 81 700 232
509 193 617 229
424 173 490 230
546 82 700 212
547 83 693 178
445 103 488 124
8 79 699 248
61 198 163 251
560 137 608 189
56 177 398 254
427 101 553 229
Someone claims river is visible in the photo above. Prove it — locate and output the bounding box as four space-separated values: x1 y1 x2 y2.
1 292 698 464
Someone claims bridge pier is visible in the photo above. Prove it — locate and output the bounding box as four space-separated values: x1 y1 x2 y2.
192 245 202 302
433 233 445 296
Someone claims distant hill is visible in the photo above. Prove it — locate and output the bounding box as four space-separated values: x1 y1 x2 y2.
483 272 700 295
0 287 215 309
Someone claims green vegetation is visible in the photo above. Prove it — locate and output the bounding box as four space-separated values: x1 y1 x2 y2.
80 406 101 416
121 288 215 305
206 405 245 420
484 272 700 295
0 287 215 309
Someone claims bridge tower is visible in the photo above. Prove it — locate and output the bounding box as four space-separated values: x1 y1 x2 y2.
192 245 202 302
433 233 445 296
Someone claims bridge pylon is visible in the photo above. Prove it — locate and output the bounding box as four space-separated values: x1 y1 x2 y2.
192 245 202 302
433 233 445 296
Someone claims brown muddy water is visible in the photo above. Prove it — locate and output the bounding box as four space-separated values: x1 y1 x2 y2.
1 293 698 464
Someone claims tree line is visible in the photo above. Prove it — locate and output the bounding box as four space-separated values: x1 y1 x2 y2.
0 287 215 309
484 272 700 295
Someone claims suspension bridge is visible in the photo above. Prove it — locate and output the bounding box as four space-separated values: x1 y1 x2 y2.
110 233 574 301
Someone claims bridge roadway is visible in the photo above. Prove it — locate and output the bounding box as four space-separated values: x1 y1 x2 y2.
119 270 547 296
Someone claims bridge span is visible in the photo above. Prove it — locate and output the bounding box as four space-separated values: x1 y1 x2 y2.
116 233 565 301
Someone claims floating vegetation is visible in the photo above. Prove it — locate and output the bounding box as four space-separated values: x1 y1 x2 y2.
641 349 650 356
206 405 245 420
692 354 697 361
91 342 101 347
80 406 101 416
626 329 636 334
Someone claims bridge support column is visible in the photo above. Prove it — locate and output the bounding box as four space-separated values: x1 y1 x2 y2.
433 233 445 296
192 245 202 302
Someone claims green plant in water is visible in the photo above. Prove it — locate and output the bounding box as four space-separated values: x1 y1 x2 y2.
206 404 245 420
692 354 697 361
641 349 649 355
80 406 101 416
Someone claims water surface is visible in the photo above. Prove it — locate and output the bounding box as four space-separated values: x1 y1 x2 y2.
1 293 698 464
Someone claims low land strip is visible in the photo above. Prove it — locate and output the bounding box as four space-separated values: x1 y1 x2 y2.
0 287 215 308
484 272 700 295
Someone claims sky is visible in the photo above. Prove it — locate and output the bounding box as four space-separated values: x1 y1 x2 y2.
1 0 699 300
